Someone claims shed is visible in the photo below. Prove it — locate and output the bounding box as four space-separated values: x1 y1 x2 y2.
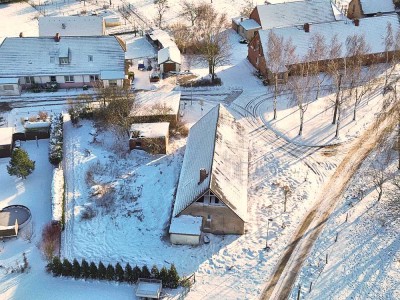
0 78 21 96
100 70 125 87
0 127 14 158
169 215 202 245
158 46 181 74
136 278 162 299
129 122 169 154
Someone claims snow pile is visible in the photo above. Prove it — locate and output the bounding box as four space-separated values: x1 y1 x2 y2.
51 167 64 222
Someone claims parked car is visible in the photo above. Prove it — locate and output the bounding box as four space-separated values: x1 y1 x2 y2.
149 72 160 82
239 39 248 44
138 60 145 71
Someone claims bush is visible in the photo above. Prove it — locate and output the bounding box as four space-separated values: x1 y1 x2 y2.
41 222 61 261
7 148 35 179
168 264 179 288
181 77 221 87
150 265 159 279
159 267 168 287
132 265 141 283
81 259 90 279
98 261 106 280
62 259 73 277
72 259 81 279
89 262 98 279
124 263 133 283
51 256 62 276
106 264 115 281
141 265 150 279
80 205 97 221
115 263 124 282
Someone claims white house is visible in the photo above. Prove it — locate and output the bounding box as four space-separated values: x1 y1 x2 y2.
0 35 126 91
158 46 181 73
39 16 105 37
0 78 21 96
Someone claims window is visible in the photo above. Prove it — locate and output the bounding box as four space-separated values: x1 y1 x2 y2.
207 214 211 221
50 76 57 82
90 75 99 81
3 85 14 91
197 198 204 203
64 75 74 83
59 57 69 65
88 55 93 62
50 56 55 63
25 76 35 84
109 80 118 87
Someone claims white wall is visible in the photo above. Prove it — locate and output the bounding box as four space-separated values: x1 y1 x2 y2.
170 233 200 245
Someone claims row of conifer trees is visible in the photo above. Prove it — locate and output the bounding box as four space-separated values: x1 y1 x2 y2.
46 257 180 288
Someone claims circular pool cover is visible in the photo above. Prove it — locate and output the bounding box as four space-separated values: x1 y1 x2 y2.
0 205 31 237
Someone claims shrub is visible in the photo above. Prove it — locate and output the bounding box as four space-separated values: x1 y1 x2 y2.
81 259 90 279
124 263 133 283
141 265 150 279
106 264 115 281
49 113 63 165
132 265 141 283
51 256 62 276
41 222 61 261
72 259 81 279
115 263 124 282
80 205 97 221
62 259 73 277
98 261 106 280
7 148 35 179
168 264 180 288
89 262 98 279
159 267 168 287
150 265 159 279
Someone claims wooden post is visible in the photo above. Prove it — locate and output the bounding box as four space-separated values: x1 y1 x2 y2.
309 281 312 293
335 232 338 242
345 212 348 222
297 285 301 300
326 253 328 264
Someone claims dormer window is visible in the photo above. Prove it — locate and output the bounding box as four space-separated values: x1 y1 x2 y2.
59 57 69 64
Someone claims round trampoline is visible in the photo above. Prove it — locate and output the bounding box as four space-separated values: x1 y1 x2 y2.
0 205 32 238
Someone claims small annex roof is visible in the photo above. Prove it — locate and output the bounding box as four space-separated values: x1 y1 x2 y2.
130 122 169 139
360 0 395 14
39 16 105 37
173 104 248 221
0 36 125 78
169 216 202 235
100 70 125 80
158 46 181 65
0 127 14 146
148 29 176 48
131 91 181 117
0 78 19 84
240 19 262 31
255 0 336 30
232 16 248 25
258 14 400 67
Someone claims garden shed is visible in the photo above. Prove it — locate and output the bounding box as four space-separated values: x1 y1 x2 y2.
0 78 21 96
0 127 14 158
135 278 162 299
158 46 181 74
169 215 202 245
129 122 169 154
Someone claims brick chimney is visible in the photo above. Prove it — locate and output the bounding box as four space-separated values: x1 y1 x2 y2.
353 19 360 27
198 168 208 184
19 32 23 38
304 23 310 33
54 33 61 42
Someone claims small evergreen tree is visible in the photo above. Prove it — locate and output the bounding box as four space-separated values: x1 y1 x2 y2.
51 256 62 276
115 263 124 282
72 259 81 279
98 261 106 280
89 262 98 279
159 266 168 287
7 148 35 179
132 265 141 283
124 263 133 283
62 258 73 277
168 264 180 288
151 265 160 279
81 259 90 279
106 264 115 281
141 265 150 279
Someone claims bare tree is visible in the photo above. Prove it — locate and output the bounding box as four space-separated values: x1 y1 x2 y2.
154 0 169 28
169 22 193 53
266 31 296 120
240 0 254 18
288 59 314 136
180 0 208 26
308 33 327 100
194 5 230 82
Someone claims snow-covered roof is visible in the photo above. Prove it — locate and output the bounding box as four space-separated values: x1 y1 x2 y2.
24 121 51 129
100 70 125 80
360 0 395 14
232 16 248 25
0 36 125 77
169 216 202 235
148 29 176 48
0 78 19 84
38 16 104 37
255 0 336 30
173 104 248 221
240 19 262 31
0 127 14 146
259 14 400 67
131 91 181 117
129 122 169 139
158 46 181 65
136 280 162 298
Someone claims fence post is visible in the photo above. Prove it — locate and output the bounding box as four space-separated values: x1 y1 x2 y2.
335 232 339 242
326 253 328 264
309 281 312 293
297 285 301 300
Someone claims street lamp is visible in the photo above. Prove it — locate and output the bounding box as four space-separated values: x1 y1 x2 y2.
265 218 273 250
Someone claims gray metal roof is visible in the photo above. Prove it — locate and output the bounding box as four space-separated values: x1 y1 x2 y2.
173 104 248 221
0 36 125 77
